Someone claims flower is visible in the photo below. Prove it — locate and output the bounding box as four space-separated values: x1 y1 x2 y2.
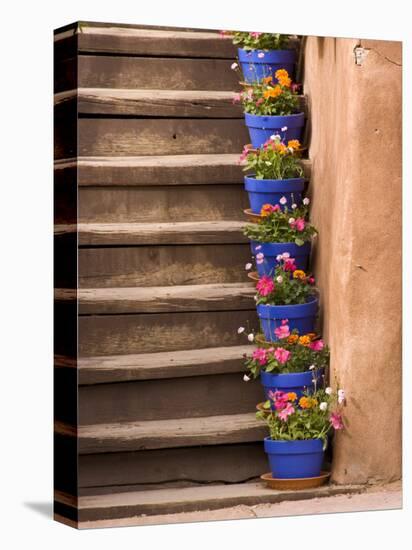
256 276 275 296
245 262 252 270
319 402 328 411
299 396 318 409
276 254 283 261
260 203 280 216
308 277 315 284
338 389 346 404
281 319 289 325
279 196 287 205
298 335 311 346
291 203 297 210
255 245 262 250
287 334 299 344
295 218 306 231
288 217 295 224
309 339 324 351
252 348 267 365
231 62 238 70
243 374 250 382
251 32 262 38
293 269 306 280
309 365 315 370
256 252 265 261
287 139 300 150
237 327 245 334
325 387 333 395
330 412 344 430
232 92 241 104
284 258 297 272
247 333 254 342
287 392 298 401
263 86 282 99
278 403 295 421
263 76 273 84
257 52 265 58
303 197 310 205
282 252 291 259
274 324 290 340
274 347 291 364
281 126 288 131
276 275 283 284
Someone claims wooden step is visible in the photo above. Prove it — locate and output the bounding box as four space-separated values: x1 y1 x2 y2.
55 25 237 58
60 345 253 384
56 412 266 454
56 89 243 117
55 481 361 524
55 155 312 186
56 283 255 314
55 221 248 246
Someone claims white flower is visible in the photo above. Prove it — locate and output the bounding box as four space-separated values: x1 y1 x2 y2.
303 197 310 205
338 389 346 404
273 134 281 140
231 62 238 70
276 254 283 261
237 327 245 334
255 245 262 251
245 262 252 270
279 196 287 205
319 402 328 411
309 365 315 370
247 333 254 342
282 252 290 259
281 126 288 131
257 52 265 58
243 374 251 382
270 134 276 141
325 387 333 395
288 217 295 224
291 203 297 210
276 276 283 283
256 252 264 260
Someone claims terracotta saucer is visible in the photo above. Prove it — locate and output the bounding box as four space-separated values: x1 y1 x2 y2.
261 471 330 491
256 402 272 415
243 208 263 223
247 271 259 282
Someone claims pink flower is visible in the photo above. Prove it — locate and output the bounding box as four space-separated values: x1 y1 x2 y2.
256 276 275 296
251 32 262 38
309 339 324 351
278 403 295 421
281 319 289 325
274 347 291 364
252 348 267 365
330 412 344 430
309 277 315 284
283 258 297 272
232 92 241 104
290 218 306 231
274 324 290 339
256 98 264 106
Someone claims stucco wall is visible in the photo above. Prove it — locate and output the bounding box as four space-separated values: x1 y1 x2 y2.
303 37 402 484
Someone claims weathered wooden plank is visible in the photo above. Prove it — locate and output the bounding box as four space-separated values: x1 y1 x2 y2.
65 483 362 524
55 155 312 186
78 309 258 356
76 118 248 158
79 371 262 423
78 183 248 223
78 243 251 288
55 26 237 58
76 345 252 384
78 443 266 489
56 283 255 314
78 55 239 91
56 412 266 453
56 221 247 246
56 88 242 117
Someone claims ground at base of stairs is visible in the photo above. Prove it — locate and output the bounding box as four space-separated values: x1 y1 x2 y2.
56 481 401 529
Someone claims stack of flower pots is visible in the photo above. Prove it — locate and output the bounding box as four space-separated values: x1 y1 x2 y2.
226 30 346 488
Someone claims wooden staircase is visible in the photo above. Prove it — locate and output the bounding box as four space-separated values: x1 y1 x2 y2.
54 22 312 527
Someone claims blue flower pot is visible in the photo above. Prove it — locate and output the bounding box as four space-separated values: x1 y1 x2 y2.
244 176 304 214
238 48 296 83
260 370 323 401
250 241 311 277
244 113 305 148
264 437 324 478
256 297 318 341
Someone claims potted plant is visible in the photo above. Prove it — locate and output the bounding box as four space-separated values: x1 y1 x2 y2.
257 386 345 479
240 135 305 214
233 70 304 146
244 204 317 276
243 322 329 400
253 256 318 340
228 32 297 83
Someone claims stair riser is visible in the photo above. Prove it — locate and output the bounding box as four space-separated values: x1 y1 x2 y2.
78 184 248 224
75 310 258 356
77 443 267 491
78 372 260 424
78 244 252 288
77 56 239 91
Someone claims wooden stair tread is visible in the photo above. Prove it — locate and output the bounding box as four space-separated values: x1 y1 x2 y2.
55 220 248 245
55 154 311 186
56 412 266 453
57 344 252 384
55 482 362 523
56 283 255 314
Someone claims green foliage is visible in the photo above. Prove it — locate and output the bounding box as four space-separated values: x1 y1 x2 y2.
240 79 300 116
255 266 316 306
241 136 304 180
231 32 289 50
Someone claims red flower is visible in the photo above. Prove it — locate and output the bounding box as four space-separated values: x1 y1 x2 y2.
256 276 275 296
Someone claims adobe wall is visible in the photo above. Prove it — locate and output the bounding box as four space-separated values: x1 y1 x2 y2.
303 37 402 484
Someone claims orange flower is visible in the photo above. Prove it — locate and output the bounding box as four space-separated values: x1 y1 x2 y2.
298 335 311 346
260 204 273 217
293 269 306 280
287 392 298 402
299 396 318 409
263 76 273 84
263 85 282 99
306 332 317 341
274 142 287 155
287 139 301 151
275 69 289 79
278 76 292 87
287 334 299 344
